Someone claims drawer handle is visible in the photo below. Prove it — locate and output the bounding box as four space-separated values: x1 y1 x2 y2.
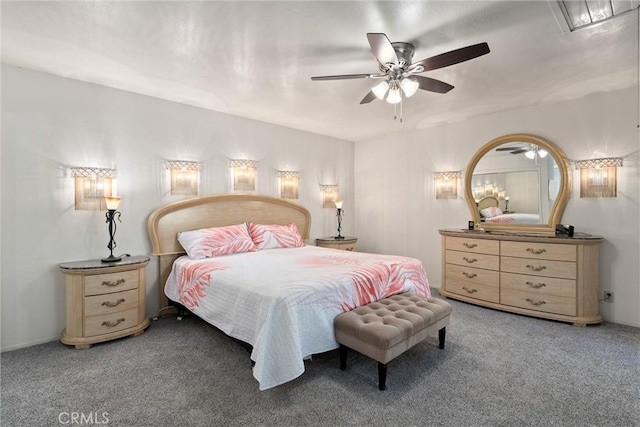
102 278 125 287
462 257 478 263
102 318 125 328
102 298 125 308
462 272 478 279
463 243 478 249
526 264 547 272
526 298 546 306
525 281 546 289
526 248 547 255
462 286 478 294
345 248 354 251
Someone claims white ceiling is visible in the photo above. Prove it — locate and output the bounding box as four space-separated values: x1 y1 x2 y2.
2 1 638 142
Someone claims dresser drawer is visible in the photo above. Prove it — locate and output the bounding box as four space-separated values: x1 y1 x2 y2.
501 241 576 262
84 289 139 316
501 288 576 316
501 272 576 299
446 237 499 255
445 264 499 303
501 256 576 280
84 308 140 337
84 270 139 296
446 250 499 271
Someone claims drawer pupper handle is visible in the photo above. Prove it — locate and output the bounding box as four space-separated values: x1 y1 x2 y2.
462 286 478 294
102 278 125 287
525 281 546 289
462 272 478 279
102 318 125 328
463 243 478 249
463 257 478 263
526 264 547 272
101 298 125 308
526 298 546 306
526 248 547 255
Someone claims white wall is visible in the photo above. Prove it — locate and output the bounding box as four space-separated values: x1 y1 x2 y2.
355 87 640 327
1 65 354 351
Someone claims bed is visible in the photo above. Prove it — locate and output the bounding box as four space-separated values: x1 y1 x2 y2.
147 194 431 390
477 196 540 224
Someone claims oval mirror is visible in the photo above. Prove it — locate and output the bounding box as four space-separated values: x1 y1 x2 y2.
464 134 570 235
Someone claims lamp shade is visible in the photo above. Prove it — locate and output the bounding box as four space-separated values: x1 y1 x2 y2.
386 87 401 104
104 196 122 210
372 81 389 100
400 78 419 97
335 200 343 209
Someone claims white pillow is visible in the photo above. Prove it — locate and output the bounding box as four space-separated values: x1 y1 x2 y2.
177 223 257 259
480 206 503 218
247 222 305 250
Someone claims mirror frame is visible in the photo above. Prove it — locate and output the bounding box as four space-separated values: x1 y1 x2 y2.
464 133 571 235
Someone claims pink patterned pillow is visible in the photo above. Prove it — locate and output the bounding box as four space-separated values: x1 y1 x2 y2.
480 206 503 218
177 223 257 259
247 223 305 250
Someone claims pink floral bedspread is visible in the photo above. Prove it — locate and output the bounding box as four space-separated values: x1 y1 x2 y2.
165 245 431 390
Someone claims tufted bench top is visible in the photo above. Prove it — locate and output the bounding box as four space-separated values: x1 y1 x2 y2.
335 293 452 350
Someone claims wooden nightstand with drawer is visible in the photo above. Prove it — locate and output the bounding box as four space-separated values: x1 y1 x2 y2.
59 256 150 349
316 236 358 251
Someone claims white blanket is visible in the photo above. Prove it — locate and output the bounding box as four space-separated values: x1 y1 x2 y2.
165 245 431 390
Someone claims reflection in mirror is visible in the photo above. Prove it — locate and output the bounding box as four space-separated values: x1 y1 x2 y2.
464 134 570 235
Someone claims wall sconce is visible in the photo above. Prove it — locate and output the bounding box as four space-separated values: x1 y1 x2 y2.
278 171 300 199
102 196 122 263
166 160 200 196
70 167 117 210
576 158 623 198
320 184 339 208
230 159 257 191
434 171 461 199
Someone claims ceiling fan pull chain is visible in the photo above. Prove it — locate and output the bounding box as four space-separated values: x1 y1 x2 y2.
400 97 403 123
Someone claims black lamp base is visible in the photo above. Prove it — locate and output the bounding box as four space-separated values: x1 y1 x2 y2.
101 255 122 263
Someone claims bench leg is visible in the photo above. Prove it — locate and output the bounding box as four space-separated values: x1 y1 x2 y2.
378 362 387 391
438 327 446 349
339 344 347 370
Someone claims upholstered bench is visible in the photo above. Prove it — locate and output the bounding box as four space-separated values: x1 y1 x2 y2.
334 292 452 390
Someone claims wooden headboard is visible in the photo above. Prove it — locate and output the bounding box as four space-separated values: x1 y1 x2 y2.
147 193 312 310
477 196 499 213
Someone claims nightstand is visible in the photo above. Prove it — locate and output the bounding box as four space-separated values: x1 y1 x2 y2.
59 255 150 349
315 236 358 251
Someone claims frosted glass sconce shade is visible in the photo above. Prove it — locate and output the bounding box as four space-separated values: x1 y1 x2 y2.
230 159 258 192
576 157 622 198
434 171 461 200
166 160 200 196
278 171 300 199
320 184 339 208
70 167 117 210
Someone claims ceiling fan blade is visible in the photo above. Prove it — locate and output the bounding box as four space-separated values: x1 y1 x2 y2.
409 42 490 73
496 146 522 151
366 33 398 66
510 149 528 154
414 75 454 94
360 91 377 104
311 73 373 81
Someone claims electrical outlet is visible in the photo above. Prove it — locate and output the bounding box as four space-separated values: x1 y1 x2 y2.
604 291 614 303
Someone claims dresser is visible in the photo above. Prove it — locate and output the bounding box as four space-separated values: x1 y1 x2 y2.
59 256 150 349
439 230 603 325
316 236 358 251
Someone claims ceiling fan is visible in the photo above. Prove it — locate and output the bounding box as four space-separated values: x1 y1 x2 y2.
310 33 490 120
496 144 548 159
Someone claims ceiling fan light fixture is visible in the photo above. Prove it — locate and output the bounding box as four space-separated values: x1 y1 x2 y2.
525 150 536 160
386 87 401 104
372 81 389 100
400 77 419 97
539 149 548 158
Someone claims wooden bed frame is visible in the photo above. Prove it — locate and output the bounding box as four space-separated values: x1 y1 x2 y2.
147 193 312 310
477 195 499 212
